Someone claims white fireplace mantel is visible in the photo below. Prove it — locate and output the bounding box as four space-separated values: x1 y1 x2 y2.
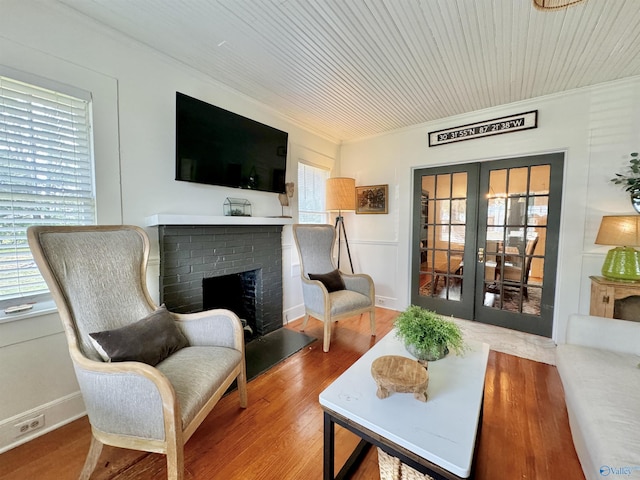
144 214 294 227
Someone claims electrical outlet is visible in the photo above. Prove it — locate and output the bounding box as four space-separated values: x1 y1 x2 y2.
14 414 45 438
377 298 385 305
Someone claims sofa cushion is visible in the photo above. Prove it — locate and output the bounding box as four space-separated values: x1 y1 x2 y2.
328 290 371 315
309 269 346 292
556 343 640 480
89 305 189 366
156 346 242 428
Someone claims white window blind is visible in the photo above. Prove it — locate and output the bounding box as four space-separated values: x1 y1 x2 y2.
0 75 95 302
297 162 329 224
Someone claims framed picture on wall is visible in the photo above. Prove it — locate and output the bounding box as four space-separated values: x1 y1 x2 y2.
356 184 389 214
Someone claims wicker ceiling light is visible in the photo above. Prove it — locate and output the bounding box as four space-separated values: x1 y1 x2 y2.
533 0 585 10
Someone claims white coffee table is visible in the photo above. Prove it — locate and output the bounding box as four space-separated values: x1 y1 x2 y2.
319 330 489 480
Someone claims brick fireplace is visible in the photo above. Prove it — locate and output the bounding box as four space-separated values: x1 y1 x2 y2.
155 221 286 336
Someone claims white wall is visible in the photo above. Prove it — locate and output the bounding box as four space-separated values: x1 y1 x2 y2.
340 76 640 342
0 0 337 452
1 0 639 454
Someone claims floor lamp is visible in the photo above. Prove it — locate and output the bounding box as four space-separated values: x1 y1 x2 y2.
326 177 356 273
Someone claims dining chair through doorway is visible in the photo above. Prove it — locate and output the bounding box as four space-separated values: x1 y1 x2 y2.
502 233 539 298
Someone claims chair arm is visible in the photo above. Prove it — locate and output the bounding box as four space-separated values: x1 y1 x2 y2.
342 273 375 299
300 277 329 314
172 309 244 350
71 354 177 441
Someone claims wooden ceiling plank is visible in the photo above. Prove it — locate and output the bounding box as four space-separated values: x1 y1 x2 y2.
55 0 640 141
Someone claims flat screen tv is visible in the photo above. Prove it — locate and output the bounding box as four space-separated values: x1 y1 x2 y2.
176 92 288 193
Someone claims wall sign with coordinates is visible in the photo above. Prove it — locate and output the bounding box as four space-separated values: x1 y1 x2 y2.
428 110 538 147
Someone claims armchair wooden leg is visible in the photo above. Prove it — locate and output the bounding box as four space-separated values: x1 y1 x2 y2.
237 368 248 408
79 434 103 480
166 439 184 480
301 313 310 331
323 320 332 352
369 309 376 337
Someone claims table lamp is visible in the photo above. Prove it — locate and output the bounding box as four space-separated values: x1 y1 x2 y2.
326 177 356 273
595 215 640 281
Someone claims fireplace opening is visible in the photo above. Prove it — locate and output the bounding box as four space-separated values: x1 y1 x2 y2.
203 270 259 340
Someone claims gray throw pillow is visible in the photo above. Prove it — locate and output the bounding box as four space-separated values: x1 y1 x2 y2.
308 269 346 292
89 305 189 366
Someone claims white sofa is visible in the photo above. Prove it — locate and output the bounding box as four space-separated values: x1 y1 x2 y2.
556 314 640 480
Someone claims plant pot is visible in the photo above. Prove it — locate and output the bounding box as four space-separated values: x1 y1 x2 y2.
631 190 640 214
405 342 449 362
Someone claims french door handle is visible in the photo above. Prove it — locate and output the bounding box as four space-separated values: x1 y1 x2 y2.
478 247 485 263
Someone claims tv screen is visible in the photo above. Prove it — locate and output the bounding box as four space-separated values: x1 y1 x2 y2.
176 92 288 193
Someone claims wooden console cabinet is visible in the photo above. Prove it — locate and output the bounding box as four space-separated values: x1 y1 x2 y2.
589 276 640 321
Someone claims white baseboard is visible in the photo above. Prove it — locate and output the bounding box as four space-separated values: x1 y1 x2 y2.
283 304 306 325
375 295 399 311
0 392 86 454
283 299 398 329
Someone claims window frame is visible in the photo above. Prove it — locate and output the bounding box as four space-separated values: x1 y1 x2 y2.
0 71 96 310
297 161 330 224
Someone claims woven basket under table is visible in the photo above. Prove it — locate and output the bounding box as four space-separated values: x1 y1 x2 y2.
377 448 435 480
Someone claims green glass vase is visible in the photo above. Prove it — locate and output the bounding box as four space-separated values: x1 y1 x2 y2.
601 246 640 281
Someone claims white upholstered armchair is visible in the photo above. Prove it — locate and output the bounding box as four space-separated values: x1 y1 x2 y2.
292 224 375 352
27 225 247 480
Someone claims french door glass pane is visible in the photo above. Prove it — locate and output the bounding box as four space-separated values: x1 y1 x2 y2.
419 173 467 301
483 165 549 316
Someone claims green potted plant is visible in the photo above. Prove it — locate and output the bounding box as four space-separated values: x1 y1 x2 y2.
611 152 640 213
394 305 466 362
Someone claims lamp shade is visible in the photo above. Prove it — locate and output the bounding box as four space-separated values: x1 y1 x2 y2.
326 177 355 212
595 216 640 247
595 216 640 281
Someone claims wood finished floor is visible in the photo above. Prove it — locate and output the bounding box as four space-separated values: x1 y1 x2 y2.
0 308 585 480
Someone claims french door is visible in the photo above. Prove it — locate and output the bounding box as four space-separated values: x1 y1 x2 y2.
411 153 564 337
